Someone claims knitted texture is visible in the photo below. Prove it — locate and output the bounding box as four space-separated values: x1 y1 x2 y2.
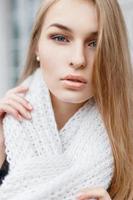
0 68 114 200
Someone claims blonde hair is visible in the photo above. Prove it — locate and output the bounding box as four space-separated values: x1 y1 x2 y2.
19 0 133 199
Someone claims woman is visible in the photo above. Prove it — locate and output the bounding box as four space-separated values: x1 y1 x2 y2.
0 0 133 199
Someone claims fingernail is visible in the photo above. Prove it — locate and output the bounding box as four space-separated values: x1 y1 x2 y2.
27 112 31 119
27 103 32 109
18 114 23 121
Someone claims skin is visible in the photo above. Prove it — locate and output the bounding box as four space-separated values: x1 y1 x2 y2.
76 187 111 200
0 86 32 166
0 0 112 199
36 0 98 130
0 122 5 167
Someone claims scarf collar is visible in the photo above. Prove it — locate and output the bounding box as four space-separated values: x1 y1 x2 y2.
22 68 96 155
1 68 114 200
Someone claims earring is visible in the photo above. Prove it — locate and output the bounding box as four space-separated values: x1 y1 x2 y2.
36 56 40 62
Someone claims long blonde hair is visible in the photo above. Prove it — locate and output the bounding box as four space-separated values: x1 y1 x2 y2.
19 0 133 199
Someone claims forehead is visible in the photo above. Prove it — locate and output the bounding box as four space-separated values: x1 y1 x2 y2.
43 0 98 35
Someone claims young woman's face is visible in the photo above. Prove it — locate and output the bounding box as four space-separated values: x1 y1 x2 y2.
37 0 98 104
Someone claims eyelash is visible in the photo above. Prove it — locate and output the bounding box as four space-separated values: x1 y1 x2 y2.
50 34 69 43
50 34 97 48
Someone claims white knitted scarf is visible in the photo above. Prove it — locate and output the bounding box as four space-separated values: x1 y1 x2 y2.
0 68 114 200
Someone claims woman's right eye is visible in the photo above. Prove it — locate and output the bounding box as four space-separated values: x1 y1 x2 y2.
50 35 69 43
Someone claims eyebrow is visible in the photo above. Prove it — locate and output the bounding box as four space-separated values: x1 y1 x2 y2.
47 23 98 37
48 23 73 32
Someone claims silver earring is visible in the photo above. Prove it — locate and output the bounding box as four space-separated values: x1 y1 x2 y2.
36 56 40 62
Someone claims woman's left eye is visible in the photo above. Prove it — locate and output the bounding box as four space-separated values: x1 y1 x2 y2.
51 35 69 42
88 40 97 48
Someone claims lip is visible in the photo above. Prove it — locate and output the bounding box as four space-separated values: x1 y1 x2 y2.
61 74 87 90
61 74 87 83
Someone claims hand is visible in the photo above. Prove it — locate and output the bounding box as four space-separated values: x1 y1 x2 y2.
0 86 32 121
76 187 111 200
0 116 6 167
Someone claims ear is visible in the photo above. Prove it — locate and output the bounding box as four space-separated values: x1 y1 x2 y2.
35 45 40 62
35 44 39 57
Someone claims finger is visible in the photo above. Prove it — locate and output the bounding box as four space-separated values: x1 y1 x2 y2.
0 108 5 116
0 111 6 119
9 94 32 110
6 86 29 95
76 188 111 200
0 103 7 117
4 99 31 120
0 104 21 120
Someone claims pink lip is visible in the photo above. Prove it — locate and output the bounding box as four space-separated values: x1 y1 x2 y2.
61 74 87 90
61 74 87 83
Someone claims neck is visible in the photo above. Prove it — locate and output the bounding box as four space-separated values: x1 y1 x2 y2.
50 93 86 131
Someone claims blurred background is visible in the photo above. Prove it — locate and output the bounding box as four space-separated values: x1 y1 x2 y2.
0 0 133 97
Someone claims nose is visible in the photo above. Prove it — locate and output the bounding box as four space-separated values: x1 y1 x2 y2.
69 42 87 69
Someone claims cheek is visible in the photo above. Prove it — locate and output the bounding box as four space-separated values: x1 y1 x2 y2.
87 50 95 65
38 46 56 73
86 52 95 79
39 44 54 66
38 39 70 62
38 53 63 84
38 42 68 76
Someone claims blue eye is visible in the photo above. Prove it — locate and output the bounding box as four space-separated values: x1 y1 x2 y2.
88 40 97 48
51 35 69 42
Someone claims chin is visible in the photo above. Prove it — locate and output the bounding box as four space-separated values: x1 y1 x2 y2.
50 88 93 104
59 96 90 104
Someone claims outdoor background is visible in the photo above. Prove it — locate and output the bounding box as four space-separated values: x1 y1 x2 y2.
0 0 133 97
